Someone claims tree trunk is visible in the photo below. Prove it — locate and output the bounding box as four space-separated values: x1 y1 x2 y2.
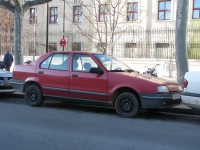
14 11 24 64
175 0 189 87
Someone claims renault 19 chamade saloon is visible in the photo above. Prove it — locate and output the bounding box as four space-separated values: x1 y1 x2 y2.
10 51 182 118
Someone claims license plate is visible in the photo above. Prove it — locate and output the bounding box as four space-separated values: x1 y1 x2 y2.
172 93 180 100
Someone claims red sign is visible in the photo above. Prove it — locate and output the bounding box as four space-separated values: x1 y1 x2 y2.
60 38 66 46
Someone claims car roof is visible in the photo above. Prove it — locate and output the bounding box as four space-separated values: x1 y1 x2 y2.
33 51 106 64
49 51 104 55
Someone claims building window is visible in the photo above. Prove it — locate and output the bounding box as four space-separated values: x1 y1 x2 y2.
193 0 200 19
73 6 82 23
127 3 138 21
30 8 37 24
158 0 171 20
125 43 136 58
72 43 81 51
156 43 169 48
155 43 170 58
50 7 58 24
49 42 57 52
99 4 109 22
97 43 107 49
74 0 79 4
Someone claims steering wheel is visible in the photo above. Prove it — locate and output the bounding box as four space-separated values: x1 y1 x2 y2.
115 67 122 70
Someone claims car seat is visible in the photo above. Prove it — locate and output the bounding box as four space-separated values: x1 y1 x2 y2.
83 62 91 72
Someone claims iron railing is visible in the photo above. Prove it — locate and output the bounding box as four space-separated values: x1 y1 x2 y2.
0 27 200 59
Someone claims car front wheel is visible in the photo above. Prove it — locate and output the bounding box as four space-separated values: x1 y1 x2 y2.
25 84 44 107
115 92 140 118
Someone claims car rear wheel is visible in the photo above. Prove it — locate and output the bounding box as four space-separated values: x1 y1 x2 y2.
115 92 140 118
25 84 44 107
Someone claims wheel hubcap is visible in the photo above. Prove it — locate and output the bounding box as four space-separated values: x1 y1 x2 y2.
120 98 133 112
28 89 38 102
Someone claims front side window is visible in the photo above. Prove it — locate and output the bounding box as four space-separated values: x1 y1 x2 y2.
73 6 82 23
50 7 58 24
158 0 171 20
40 53 69 71
30 8 37 24
127 2 138 21
72 54 98 72
193 0 200 19
99 4 109 22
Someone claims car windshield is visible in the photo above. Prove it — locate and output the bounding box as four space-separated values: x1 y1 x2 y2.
93 54 134 72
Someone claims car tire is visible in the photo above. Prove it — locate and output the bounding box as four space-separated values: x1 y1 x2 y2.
115 92 140 118
25 84 44 107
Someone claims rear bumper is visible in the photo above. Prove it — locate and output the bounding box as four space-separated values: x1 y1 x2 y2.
10 79 24 93
181 92 200 109
139 93 181 109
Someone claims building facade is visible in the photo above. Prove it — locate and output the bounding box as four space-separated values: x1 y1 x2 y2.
1 0 199 59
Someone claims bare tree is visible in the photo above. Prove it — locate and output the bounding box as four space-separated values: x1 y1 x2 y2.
0 8 14 33
0 0 52 64
65 0 128 55
175 0 189 87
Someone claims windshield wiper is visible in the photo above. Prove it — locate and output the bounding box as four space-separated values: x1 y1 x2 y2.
125 69 139 73
109 70 125 72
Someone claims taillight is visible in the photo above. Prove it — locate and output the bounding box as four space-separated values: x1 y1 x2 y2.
183 79 188 88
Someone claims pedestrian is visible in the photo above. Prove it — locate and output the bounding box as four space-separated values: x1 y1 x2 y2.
3 50 14 71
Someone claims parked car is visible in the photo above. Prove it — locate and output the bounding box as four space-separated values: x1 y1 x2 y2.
0 69 14 94
181 72 200 110
10 51 183 118
0 61 5 69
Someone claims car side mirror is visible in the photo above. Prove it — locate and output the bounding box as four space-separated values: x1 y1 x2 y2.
90 67 104 74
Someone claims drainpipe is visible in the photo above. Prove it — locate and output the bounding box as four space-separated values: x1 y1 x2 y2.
169 58 172 77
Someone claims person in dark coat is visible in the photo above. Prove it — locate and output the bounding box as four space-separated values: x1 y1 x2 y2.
3 50 14 71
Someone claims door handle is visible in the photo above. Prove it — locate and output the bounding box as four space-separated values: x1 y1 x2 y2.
38 71 44 74
72 74 78 77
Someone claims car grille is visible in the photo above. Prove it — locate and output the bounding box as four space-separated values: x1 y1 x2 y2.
0 77 12 80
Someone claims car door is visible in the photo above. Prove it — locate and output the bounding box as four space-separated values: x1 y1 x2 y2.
36 53 70 97
69 53 108 102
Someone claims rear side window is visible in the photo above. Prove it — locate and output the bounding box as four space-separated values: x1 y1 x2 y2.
40 53 69 71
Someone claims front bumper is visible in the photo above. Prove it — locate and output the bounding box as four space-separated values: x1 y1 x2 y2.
139 93 181 109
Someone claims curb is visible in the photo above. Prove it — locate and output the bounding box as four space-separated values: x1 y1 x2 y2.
10 92 24 99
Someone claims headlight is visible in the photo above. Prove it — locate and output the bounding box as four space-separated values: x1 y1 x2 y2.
157 86 169 93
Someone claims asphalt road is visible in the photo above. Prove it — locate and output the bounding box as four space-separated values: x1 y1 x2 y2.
0 96 200 150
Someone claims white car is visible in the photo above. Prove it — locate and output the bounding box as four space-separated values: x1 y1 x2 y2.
0 69 14 94
181 72 200 109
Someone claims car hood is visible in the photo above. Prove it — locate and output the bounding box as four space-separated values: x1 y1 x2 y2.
0 69 12 77
120 72 177 85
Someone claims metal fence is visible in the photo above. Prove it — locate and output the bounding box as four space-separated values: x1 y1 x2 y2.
0 27 200 59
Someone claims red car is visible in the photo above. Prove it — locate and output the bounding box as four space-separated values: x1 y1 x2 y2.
10 51 182 118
